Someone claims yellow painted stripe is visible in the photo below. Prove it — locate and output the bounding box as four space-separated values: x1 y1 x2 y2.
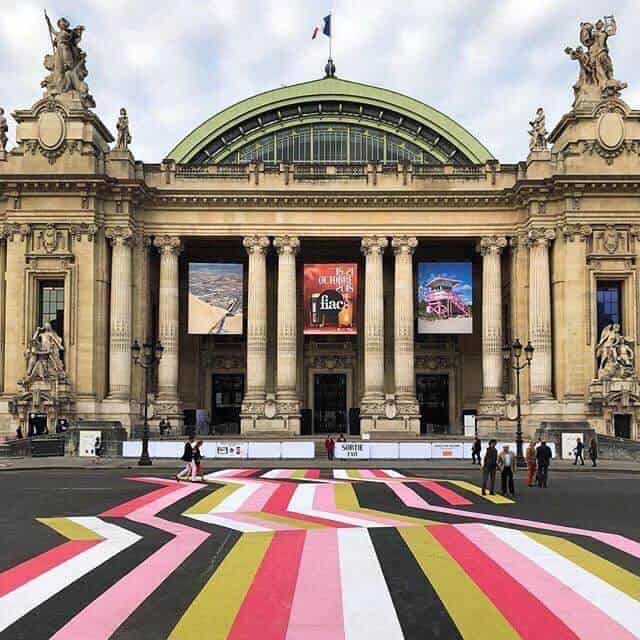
37 518 102 541
399 527 518 639
334 483 438 526
250 511 323 530
345 469 361 479
168 532 273 640
184 483 240 515
527 532 640 601
291 469 307 479
448 480 514 504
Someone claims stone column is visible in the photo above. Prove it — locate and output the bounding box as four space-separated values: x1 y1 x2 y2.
361 236 388 409
274 236 300 408
0 230 7 393
527 228 555 398
391 236 418 402
242 236 270 411
478 236 507 399
153 236 182 403
106 226 134 398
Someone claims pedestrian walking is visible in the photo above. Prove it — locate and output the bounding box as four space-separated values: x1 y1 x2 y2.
536 440 553 488
191 440 204 481
176 434 194 481
481 439 498 496
573 437 585 465
589 438 598 467
325 435 335 461
498 444 516 497
525 441 537 487
471 437 482 465
93 436 102 464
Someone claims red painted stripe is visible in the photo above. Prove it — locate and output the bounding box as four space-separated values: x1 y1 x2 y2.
430 525 579 640
416 480 472 506
227 469 260 478
228 530 305 639
0 540 98 597
305 469 321 479
264 483 351 528
370 470 389 478
101 484 180 518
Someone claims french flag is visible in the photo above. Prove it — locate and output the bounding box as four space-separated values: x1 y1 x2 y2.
312 14 331 39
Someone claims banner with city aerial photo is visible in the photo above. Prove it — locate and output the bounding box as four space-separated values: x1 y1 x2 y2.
417 262 473 334
303 263 357 334
188 263 243 334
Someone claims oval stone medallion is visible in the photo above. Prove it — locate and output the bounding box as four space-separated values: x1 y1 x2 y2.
597 111 624 150
38 111 66 150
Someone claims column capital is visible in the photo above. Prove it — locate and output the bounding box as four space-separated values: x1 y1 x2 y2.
391 236 418 256
477 235 507 256
561 224 593 242
153 235 182 255
525 227 556 248
105 225 134 247
0 222 31 242
243 235 270 255
361 235 388 256
273 235 300 255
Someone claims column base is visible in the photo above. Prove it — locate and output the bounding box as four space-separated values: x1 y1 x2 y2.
360 396 420 436
153 398 184 431
241 394 301 434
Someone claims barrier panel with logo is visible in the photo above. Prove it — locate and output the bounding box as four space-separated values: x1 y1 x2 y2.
431 442 464 459
335 442 370 459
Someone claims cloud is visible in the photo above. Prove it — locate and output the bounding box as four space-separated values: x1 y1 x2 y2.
1 1 638 162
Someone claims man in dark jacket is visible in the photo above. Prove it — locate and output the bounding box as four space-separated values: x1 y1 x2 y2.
176 434 194 481
482 439 498 495
472 437 482 465
573 437 585 465
536 440 553 488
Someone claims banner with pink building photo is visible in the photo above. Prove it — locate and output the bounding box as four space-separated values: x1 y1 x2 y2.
417 262 473 334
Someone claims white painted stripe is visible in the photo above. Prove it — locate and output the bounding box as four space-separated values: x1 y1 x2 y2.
209 482 262 513
287 485 383 528
382 469 405 478
0 518 139 632
203 469 241 479
489 525 640 637
338 528 404 640
333 470 349 479
261 469 285 479
186 513 270 532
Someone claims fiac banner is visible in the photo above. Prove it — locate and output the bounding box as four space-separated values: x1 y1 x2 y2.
303 263 357 334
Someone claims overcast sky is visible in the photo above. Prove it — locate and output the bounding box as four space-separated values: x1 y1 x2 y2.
2 1 639 162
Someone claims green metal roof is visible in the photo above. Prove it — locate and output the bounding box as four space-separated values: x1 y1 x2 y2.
167 77 494 164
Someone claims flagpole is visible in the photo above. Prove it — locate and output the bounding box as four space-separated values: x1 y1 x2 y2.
329 11 332 60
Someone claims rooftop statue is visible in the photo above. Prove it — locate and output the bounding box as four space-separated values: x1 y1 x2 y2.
115 108 131 150
41 11 95 108
528 107 547 151
0 108 7 151
596 323 635 380
565 15 627 104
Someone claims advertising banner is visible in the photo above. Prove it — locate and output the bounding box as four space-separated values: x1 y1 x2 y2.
188 263 243 335
303 263 357 334
335 442 369 459
214 442 248 458
431 442 464 459
417 262 473 334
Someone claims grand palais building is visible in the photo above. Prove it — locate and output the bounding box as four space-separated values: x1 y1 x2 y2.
1 14 639 443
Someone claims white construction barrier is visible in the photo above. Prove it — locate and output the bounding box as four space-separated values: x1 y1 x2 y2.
369 442 399 459
247 441 281 459
281 441 315 459
399 442 431 459
335 442 370 459
431 442 464 459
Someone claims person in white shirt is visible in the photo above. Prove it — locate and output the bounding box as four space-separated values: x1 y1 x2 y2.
498 444 516 497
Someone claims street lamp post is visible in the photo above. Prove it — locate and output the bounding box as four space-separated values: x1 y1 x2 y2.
131 339 164 466
502 338 534 468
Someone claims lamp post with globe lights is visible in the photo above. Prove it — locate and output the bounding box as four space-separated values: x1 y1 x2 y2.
502 338 534 468
131 339 163 466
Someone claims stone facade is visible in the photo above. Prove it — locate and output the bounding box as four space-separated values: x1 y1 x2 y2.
1 14 640 442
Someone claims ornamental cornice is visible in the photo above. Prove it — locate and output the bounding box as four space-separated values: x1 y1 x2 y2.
273 235 300 255
69 222 100 242
477 235 507 256
391 236 418 255
0 222 31 241
561 223 593 242
361 236 388 256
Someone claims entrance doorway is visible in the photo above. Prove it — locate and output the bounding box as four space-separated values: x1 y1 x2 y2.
614 414 632 439
211 374 244 434
313 373 347 434
416 374 449 434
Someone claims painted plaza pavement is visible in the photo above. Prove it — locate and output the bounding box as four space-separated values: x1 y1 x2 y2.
2 469 640 639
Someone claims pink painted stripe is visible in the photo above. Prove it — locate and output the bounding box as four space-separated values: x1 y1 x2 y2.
229 530 305 639
416 480 472 506
278 469 296 479
286 529 345 640
458 523 637 640
358 469 376 479
227 468 260 478
431 524 579 640
0 540 98 597
305 469 321 479
383 480 640 562
230 513 296 531
101 480 180 518
370 470 389 479
51 482 207 640
241 482 279 512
